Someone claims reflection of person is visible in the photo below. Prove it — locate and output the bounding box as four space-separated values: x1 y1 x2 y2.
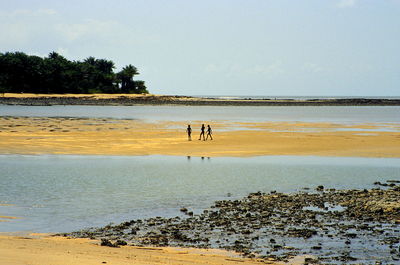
198 124 205 141
186 125 192 141
206 125 213 140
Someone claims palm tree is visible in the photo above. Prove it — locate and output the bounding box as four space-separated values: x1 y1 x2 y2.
84 57 96 66
117 65 139 93
48 51 64 60
96 59 115 73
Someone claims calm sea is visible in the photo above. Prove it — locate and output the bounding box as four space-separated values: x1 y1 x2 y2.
197 95 400 100
1 105 400 123
1 155 400 233
0 105 399 233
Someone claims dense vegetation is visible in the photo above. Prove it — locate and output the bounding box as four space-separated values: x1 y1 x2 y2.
0 51 148 94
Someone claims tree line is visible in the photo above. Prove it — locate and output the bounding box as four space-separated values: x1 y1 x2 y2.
0 51 148 94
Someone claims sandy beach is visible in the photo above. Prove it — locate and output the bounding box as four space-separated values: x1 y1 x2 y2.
2 0 400 262
0 234 279 265
1 95 399 264
0 116 399 157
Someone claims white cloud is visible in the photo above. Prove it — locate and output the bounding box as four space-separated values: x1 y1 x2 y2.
5 8 57 17
0 8 59 48
349 63 374 73
25 51 49 58
0 8 130 48
0 22 31 46
53 19 156 47
302 62 323 73
56 47 70 57
204 62 285 79
247 62 285 77
37 9 57 16
337 0 357 8
204 63 222 73
54 19 121 41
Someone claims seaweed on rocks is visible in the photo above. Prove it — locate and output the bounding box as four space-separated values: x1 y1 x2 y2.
66 181 400 264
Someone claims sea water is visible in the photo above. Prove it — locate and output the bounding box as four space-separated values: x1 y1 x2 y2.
0 155 399 233
1 105 399 233
1 105 400 123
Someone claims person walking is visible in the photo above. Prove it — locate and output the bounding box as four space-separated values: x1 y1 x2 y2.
186 125 192 141
198 124 205 141
206 125 213 140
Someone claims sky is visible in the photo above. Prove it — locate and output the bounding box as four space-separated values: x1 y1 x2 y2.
1 0 399 96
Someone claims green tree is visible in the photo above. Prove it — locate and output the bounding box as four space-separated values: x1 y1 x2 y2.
134 80 148 94
0 87 6 97
117 64 139 93
0 51 148 94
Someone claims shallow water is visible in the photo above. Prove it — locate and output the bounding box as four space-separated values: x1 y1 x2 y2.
1 105 400 124
0 155 399 233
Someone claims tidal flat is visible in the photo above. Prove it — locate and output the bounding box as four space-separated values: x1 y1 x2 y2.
1 116 400 157
1 103 400 264
67 181 400 264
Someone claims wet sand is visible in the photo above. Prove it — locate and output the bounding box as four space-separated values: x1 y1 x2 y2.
0 116 399 157
0 234 275 265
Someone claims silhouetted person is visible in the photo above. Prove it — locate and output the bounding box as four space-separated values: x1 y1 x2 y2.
186 125 192 141
206 125 213 140
198 124 205 141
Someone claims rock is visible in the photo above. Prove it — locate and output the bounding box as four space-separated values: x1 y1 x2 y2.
116 240 127 246
304 257 319 264
387 180 400 183
346 233 357 238
100 239 119 248
66 181 400 263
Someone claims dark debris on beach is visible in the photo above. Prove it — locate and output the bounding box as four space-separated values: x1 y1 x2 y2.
66 180 400 264
2 96 400 106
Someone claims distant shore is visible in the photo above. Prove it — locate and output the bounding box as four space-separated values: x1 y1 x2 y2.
1 93 400 106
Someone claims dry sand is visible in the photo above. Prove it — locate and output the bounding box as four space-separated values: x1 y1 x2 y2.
2 93 157 99
1 234 283 265
0 117 399 157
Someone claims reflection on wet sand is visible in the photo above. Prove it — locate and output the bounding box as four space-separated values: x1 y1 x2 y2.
0 117 399 158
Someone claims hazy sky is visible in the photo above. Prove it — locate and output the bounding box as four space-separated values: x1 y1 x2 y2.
1 0 399 96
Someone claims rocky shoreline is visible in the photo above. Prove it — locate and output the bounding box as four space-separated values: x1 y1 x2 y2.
66 180 400 264
2 95 400 106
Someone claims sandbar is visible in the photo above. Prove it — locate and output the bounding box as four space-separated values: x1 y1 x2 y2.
0 117 399 157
